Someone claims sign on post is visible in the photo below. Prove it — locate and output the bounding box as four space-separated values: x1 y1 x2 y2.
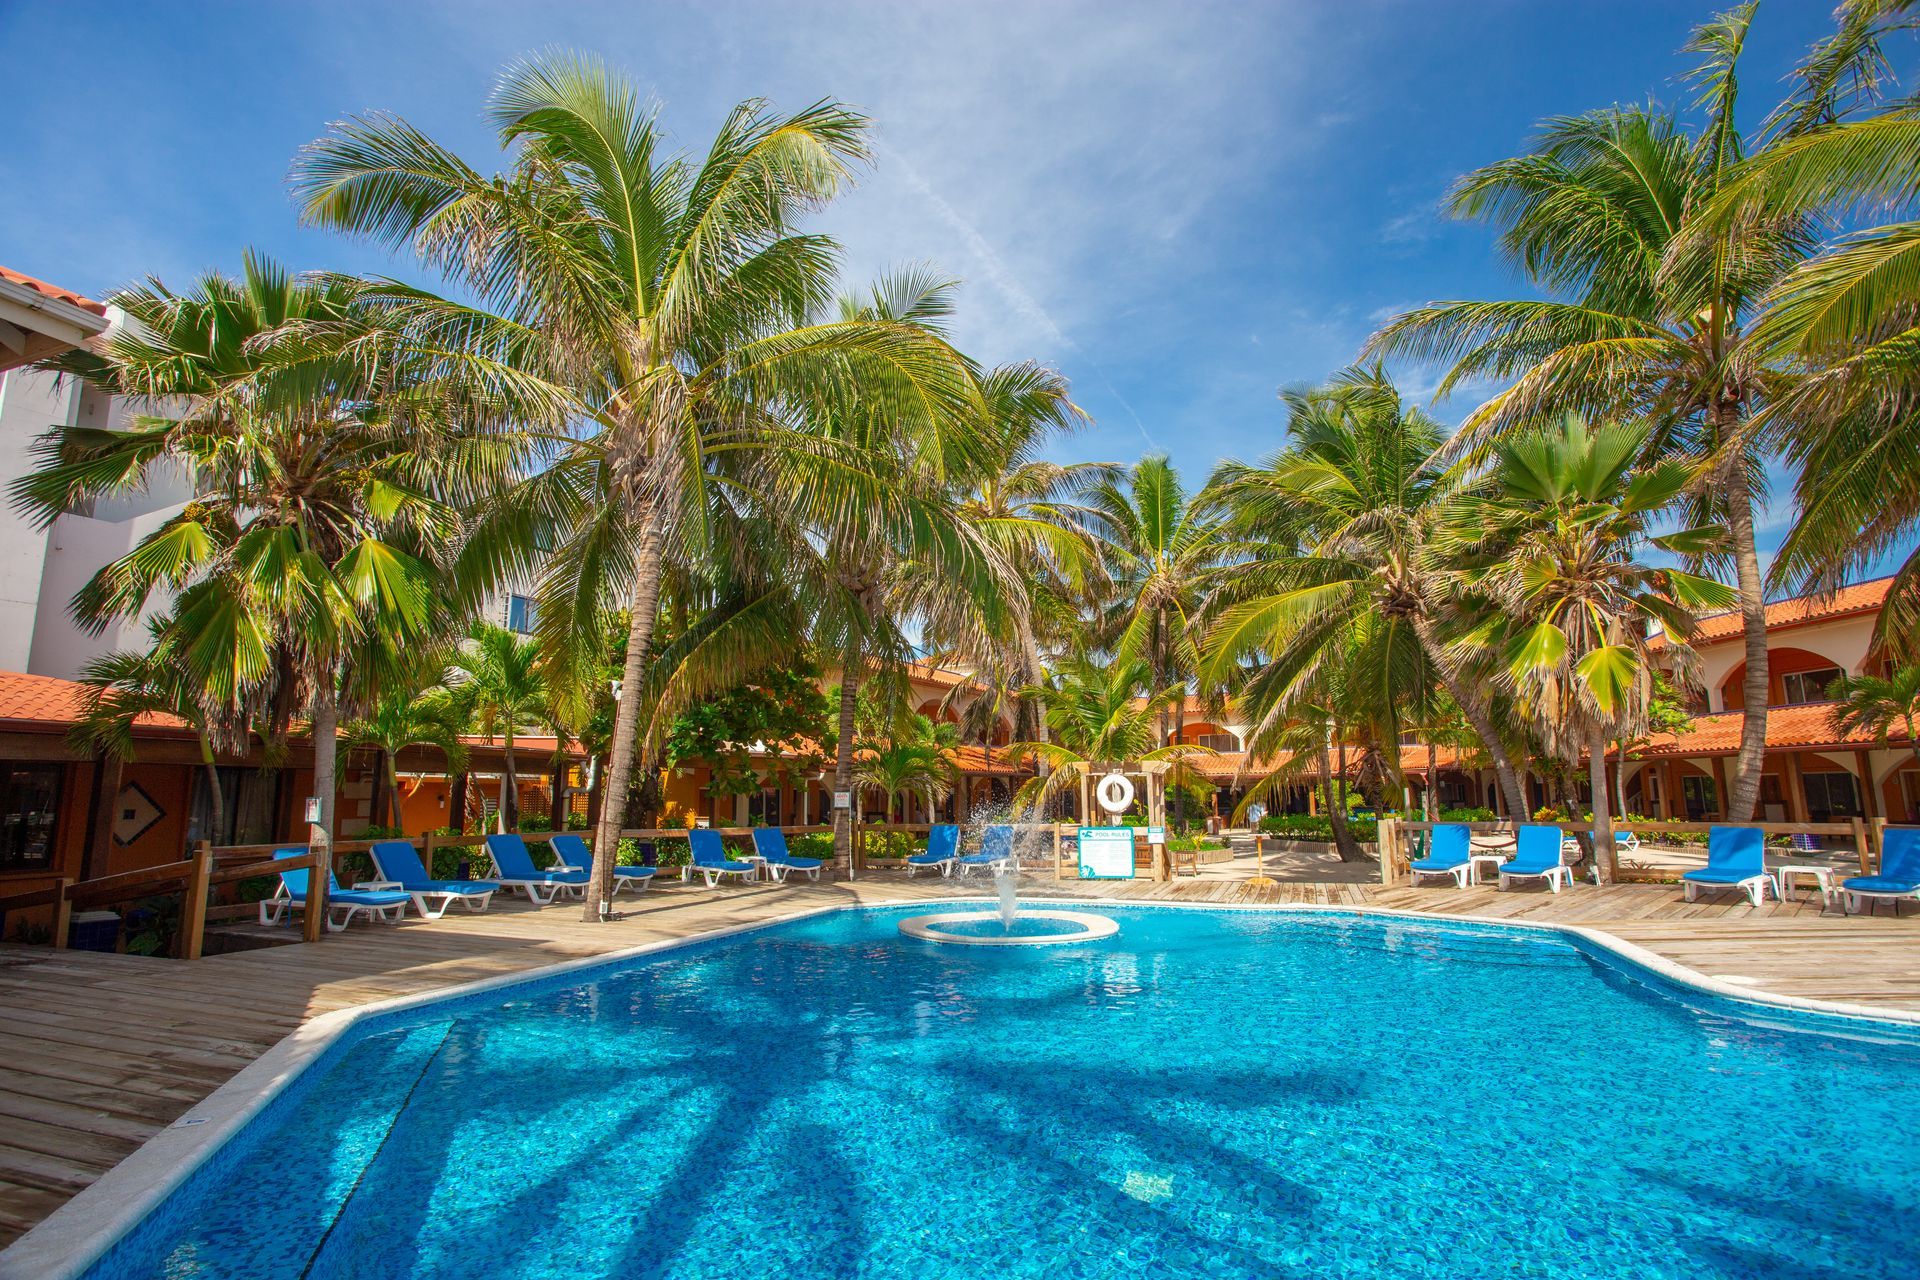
1078 826 1136 879
833 791 852 810
1146 825 1166 845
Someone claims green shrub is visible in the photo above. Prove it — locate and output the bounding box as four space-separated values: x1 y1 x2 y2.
787 832 834 861
565 812 589 831
1437 806 1497 823
518 813 554 833
860 829 919 860
1255 813 1378 843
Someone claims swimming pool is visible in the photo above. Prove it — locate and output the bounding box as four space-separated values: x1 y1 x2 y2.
68 905 1920 1278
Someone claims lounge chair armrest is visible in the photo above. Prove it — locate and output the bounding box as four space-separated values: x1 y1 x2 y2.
354 880 404 891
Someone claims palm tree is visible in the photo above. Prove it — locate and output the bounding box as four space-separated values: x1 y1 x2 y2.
1200 367 1532 816
1830 666 1920 780
1078 456 1227 754
343 685 470 830
1471 418 1731 881
71 620 245 844
17 253 501 840
294 54 988 916
854 714 959 823
1008 657 1196 817
445 624 548 830
1366 9 1818 820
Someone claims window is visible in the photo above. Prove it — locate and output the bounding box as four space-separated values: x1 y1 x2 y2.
505 594 539 635
0 763 63 872
1780 666 1843 706
1196 732 1241 752
1681 774 1718 821
1803 771 1862 822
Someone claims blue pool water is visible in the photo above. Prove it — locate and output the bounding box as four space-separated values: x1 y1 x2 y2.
85 906 1920 1279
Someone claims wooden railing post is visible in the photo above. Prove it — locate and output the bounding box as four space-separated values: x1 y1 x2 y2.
1377 817 1398 886
422 828 438 875
49 879 72 950
179 842 214 961
1853 817 1873 874
302 827 329 945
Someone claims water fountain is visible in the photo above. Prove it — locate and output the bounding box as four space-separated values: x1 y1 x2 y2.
898 806 1118 946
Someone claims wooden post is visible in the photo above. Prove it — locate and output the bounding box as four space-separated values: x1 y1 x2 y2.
179 841 214 961
81 753 122 881
1783 752 1809 824
49 879 72 950
302 831 329 945
1874 816 1888 873
423 828 438 875
1378 817 1398 886
1853 816 1873 874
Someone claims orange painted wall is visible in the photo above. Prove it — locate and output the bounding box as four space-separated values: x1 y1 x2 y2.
1720 646 1847 711
108 761 194 874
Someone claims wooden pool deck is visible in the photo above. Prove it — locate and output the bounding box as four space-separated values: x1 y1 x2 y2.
3 871 1918 1247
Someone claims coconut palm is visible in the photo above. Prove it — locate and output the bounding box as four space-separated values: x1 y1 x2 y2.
16 253 505 839
294 55 987 915
71 620 247 845
445 624 548 830
1008 657 1196 817
342 685 470 830
1077 456 1227 751
1829 666 1920 777
1366 9 1818 820
1470 417 1732 881
854 714 959 823
1200 367 1533 816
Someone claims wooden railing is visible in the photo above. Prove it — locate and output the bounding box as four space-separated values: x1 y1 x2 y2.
1376 816 1879 886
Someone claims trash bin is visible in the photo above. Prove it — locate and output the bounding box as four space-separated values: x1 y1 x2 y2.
639 842 658 868
69 910 121 953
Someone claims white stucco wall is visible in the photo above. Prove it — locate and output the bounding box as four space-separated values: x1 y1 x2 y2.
0 366 77 670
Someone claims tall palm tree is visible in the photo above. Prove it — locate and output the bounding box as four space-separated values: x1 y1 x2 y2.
342 685 470 830
1078 456 1227 752
1200 367 1532 816
1366 8 1817 820
71 620 246 845
1829 666 1920 779
294 54 987 916
1471 418 1731 880
17 253 502 840
445 624 548 830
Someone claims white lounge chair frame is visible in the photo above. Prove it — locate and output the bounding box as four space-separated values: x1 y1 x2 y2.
1498 860 1574 894
1683 871 1779 908
1847 883 1920 914
257 884 407 932
1409 858 1473 889
358 880 495 921
906 855 957 878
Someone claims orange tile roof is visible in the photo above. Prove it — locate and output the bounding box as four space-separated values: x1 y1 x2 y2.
0 265 107 317
1626 700 1905 758
0 669 185 733
1663 577 1892 647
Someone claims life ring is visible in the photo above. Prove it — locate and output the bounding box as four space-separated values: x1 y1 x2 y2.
1095 773 1136 815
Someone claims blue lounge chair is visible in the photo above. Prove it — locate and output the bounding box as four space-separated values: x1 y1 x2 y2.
1682 826 1778 907
908 824 961 878
688 828 758 888
1844 827 1920 915
752 828 824 882
367 840 499 919
258 847 411 931
549 833 655 895
484 833 590 905
1409 823 1474 888
1497 825 1574 893
958 824 1015 878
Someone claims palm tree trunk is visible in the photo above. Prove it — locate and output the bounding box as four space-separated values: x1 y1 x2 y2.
1411 618 1528 816
586 524 665 921
1318 744 1364 862
1425 740 1437 821
1589 726 1615 884
388 759 407 831
199 738 226 847
449 769 468 832
832 646 861 873
501 726 519 831
1723 464 1771 821
310 678 339 839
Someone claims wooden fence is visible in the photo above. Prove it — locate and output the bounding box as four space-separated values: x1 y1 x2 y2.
1375 816 1881 886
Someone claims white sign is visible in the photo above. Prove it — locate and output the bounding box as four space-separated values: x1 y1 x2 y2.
1078 826 1136 879
1095 772 1136 815
833 791 852 810
1146 825 1166 845
303 796 322 824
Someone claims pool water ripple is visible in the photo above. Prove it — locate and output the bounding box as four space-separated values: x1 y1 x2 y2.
82 906 1920 1279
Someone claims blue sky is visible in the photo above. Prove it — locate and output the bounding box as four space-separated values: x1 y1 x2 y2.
0 0 1843 557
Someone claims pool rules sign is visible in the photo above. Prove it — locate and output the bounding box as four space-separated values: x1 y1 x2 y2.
1078 826 1136 879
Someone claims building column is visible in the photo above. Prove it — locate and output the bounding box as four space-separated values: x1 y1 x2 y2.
1783 751 1809 824
1857 748 1878 821
1710 756 1730 821
81 753 121 878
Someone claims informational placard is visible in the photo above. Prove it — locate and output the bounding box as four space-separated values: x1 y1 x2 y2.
833 791 852 810
1078 826 1137 879
1146 825 1166 845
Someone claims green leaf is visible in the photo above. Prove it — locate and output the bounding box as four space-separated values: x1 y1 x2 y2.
1504 620 1568 677
1575 644 1640 716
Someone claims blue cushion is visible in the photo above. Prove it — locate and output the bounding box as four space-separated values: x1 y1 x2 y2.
329 888 411 907
1411 857 1464 872
1841 875 1920 894
611 866 656 879
1683 868 1764 885
412 880 499 895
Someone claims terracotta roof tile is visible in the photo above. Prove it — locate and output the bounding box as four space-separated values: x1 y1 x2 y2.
1627 700 1904 758
0 669 183 732
1664 577 1892 647
0 265 107 317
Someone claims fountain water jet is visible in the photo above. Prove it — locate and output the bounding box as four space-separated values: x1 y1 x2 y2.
899 810 1117 946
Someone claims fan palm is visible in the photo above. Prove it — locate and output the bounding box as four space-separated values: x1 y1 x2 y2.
1366 8 1818 820
16 253 501 839
1200 366 1532 816
1469 418 1731 881
294 54 986 916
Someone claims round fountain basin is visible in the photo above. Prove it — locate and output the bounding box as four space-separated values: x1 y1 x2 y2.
898 910 1118 946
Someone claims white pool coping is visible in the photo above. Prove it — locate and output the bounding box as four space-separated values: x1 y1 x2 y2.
4 896 1914 1279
